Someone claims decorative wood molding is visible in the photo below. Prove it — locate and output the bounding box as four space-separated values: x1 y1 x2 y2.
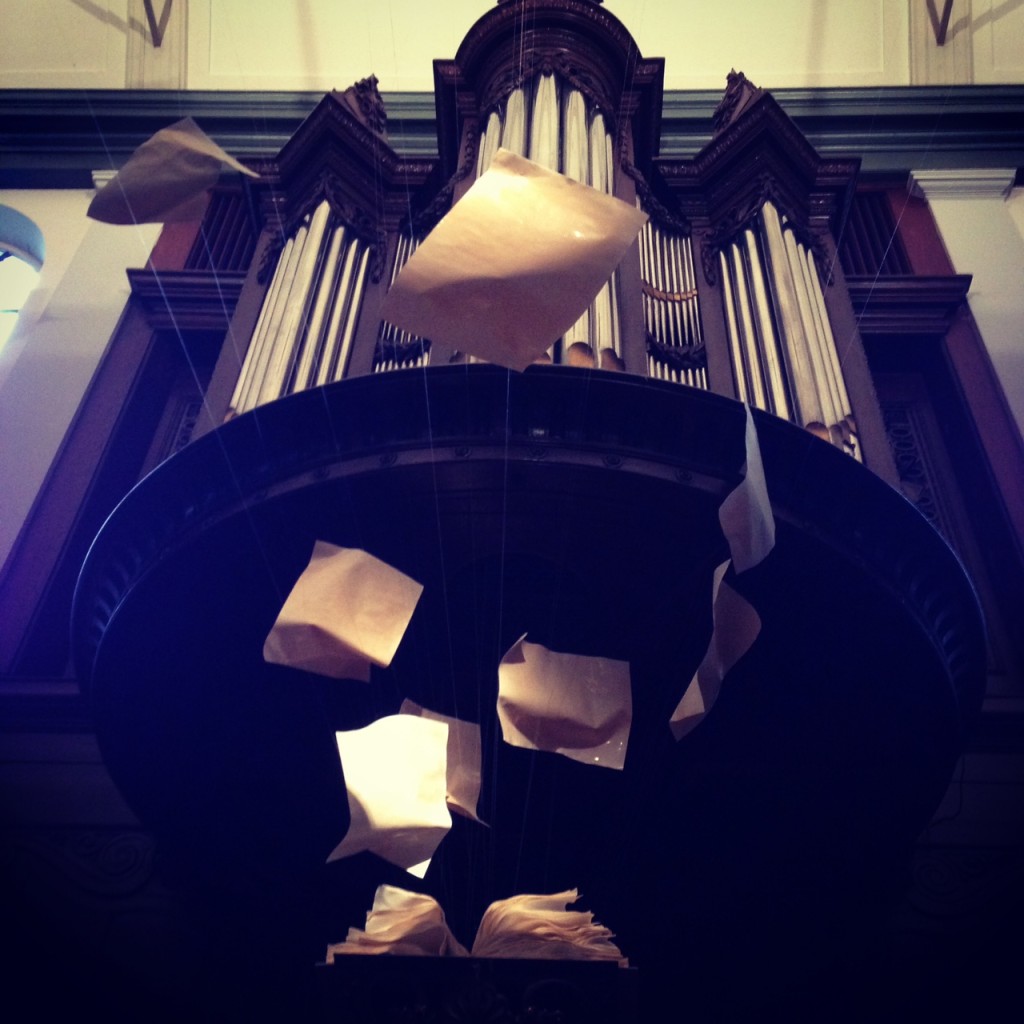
846 274 973 334
127 269 247 331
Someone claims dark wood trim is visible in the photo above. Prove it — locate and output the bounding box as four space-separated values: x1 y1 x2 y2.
846 274 973 335
127 269 246 331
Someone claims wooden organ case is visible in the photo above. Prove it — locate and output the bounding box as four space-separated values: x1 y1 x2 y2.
205 0 894 480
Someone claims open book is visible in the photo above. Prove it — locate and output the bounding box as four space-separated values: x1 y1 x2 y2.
325 886 627 967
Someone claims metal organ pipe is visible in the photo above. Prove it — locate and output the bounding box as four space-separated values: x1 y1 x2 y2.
640 217 706 389
256 201 330 407
229 203 372 414
720 250 748 403
714 198 858 457
315 238 360 386
230 233 295 415
782 225 836 431
468 72 623 363
374 233 428 373
760 200 825 428
291 223 345 393
729 242 768 411
742 228 790 420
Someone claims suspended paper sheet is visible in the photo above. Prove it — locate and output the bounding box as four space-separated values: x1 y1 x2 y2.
718 403 776 573
88 117 259 225
668 562 763 740
399 700 486 824
328 715 451 878
325 884 468 960
670 404 775 739
263 541 424 681
472 889 628 965
497 635 632 770
378 149 648 371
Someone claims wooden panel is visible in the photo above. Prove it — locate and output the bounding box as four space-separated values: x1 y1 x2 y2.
610 0 909 88
188 0 487 91
972 0 1024 84
0 0 128 88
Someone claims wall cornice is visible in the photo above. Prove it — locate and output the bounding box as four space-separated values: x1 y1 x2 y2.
2 85 1023 188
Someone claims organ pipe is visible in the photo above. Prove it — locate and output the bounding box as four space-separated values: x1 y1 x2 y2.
714 199 859 458
640 218 706 389
229 204 371 415
373 232 429 373
473 71 621 363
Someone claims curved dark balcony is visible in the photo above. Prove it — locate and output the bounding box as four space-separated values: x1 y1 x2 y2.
73 364 985 1012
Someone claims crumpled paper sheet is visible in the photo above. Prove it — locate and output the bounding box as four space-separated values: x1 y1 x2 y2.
325 884 468 960
472 890 628 966
379 148 648 371
497 635 631 770
89 116 259 225
670 405 775 739
264 541 423 682
399 700 486 824
327 714 451 878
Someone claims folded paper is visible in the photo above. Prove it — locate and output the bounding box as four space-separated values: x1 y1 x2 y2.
497 635 631 770
325 884 468 960
399 700 486 824
264 541 423 681
473 889 627 965
670 404 775 739
328 715 451 878
379 149 648 371
88 117 259 225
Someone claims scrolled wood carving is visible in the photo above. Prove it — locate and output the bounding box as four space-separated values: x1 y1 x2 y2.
407 122 480 237
620 158 691 236
480 48 610 122
646 336 707 371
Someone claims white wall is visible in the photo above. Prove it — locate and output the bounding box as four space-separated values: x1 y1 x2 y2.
7 1 1023 93
0 190 159 575
912 171 1024 438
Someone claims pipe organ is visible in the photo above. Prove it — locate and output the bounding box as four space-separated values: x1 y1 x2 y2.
475 71 620 365
640 221 706 388
229 199 370 416
373 231 429 373
213 1 886 472
717 201 857 457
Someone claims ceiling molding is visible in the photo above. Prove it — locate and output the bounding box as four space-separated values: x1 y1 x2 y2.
2 85 1023 188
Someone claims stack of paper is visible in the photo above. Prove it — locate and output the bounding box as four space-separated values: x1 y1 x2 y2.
325 886 627 966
